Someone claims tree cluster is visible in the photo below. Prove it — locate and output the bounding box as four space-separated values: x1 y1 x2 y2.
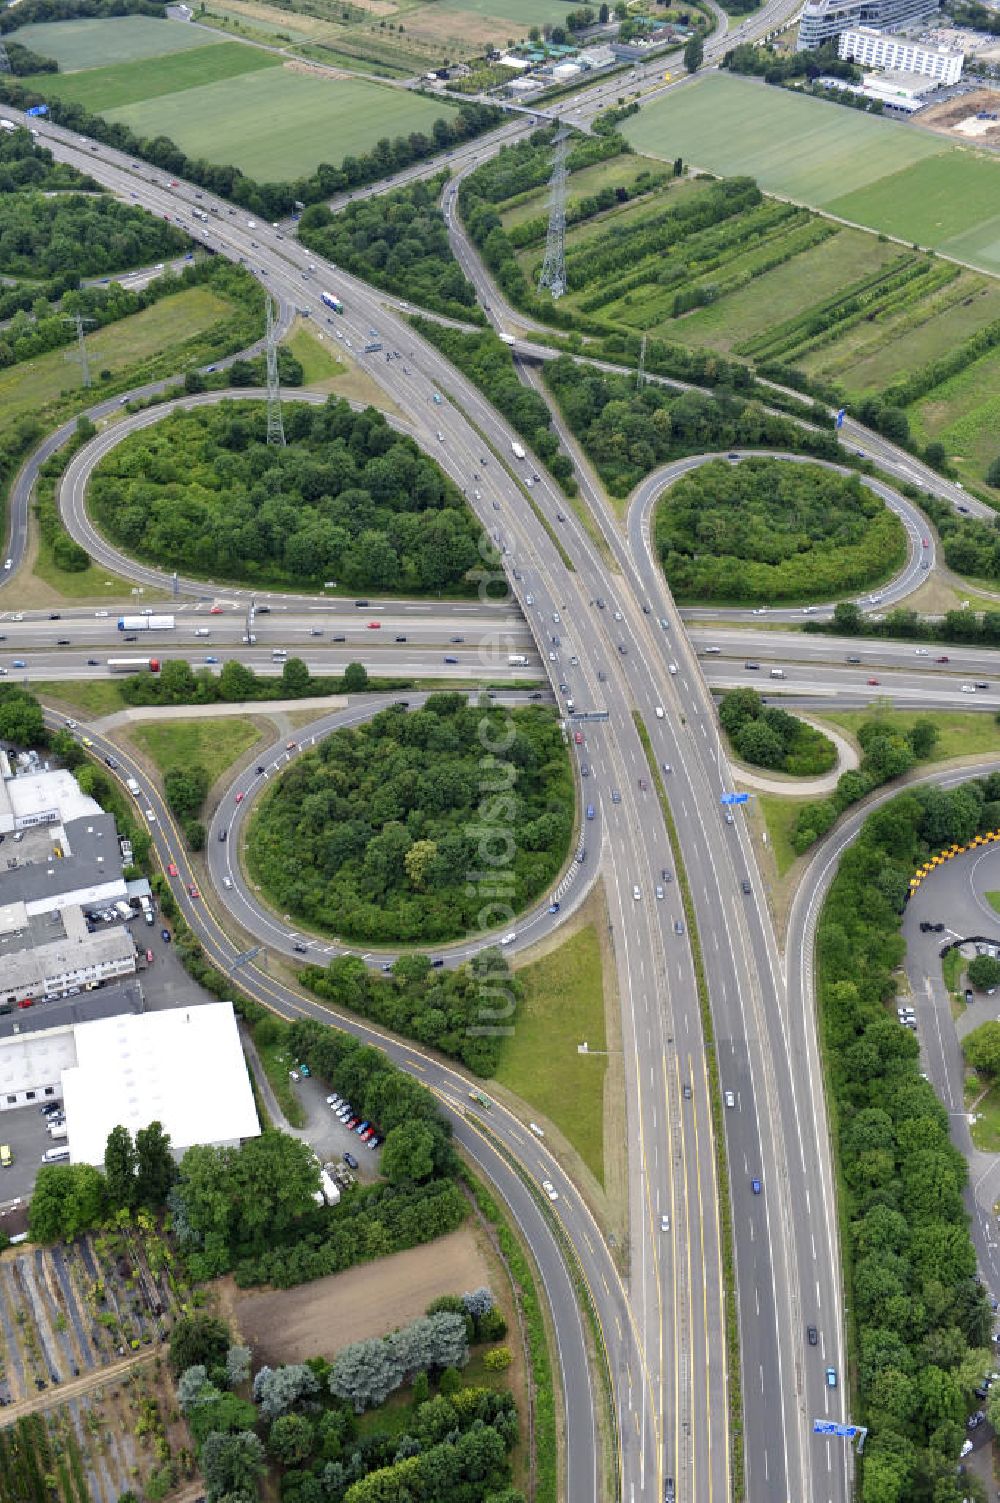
0 253 262 374
298 175 481 325
411 317 577 494
0 190 187 279
0 66 501 218
6 39 59 73
655 458 905 603
29 1120 175 1240
0 122 97 193
118 656 385 711
812 598 1000 652
0 683 47 749
818 777 998 1501
543 355 840 497
246 695 573 947
722 40 859 85
329 1311 469 1412
788 711 939 855
90 398 484 592
718 688 836 776
299 944 523 1076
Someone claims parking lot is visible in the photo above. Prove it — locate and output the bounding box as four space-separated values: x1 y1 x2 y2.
280 1068 383 1181
0 1099 64 1206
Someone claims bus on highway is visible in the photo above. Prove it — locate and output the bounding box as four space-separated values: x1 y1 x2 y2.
321 291 344 314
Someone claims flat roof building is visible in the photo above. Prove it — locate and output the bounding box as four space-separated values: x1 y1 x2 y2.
838 25 964 80
797 0 940 49
63 1003 260 1164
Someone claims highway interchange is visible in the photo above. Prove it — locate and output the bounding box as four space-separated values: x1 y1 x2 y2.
4 15 999 1497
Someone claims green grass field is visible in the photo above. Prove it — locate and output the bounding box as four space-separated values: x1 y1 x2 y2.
821 709 1000 761
908 353 1000 496
14 15 227 69
495 924 607 1184
28 41 277 112
800 273 1000 394
0 284 234 442
285 322 345 387
128 715 262 787
827 150 1000 272
32 680 128 717
436 0 574 25
623 74 945 205
670 226 899 353
104 67 454 181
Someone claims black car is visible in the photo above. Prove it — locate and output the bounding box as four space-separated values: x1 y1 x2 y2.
218 829 227 843
846 655 861 664
741 879 752 894
293 943 307 954
104 756 118 770
257 605 270 613
88 658 100 666
333 634 346 642
807 1325 818 1346
744 661 760 671
395 635 407 642
57 638 70 645
48 613 61 620
124 635 138 642
256 765 265 774
682 1083 692 1100
343 1151 359 1170
966 989 975 1005
664 1480 674 1503
976 681 990 690
431 958 444 968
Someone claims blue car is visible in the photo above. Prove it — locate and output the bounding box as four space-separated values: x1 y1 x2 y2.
204 655 219 665
356 1120 369 1135
751 1177 761 1195
826 1368 837 1389
444 656 458 664
548 902 560 914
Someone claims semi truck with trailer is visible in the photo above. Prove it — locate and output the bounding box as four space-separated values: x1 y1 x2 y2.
511 441 526 461
321 292 344 314
107 658 161 673
117 615 175 631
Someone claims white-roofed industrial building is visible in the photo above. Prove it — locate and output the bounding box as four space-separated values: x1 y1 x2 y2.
61 1002 260 1164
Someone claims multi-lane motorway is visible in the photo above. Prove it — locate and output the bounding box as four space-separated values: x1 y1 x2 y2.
4 42 981 1497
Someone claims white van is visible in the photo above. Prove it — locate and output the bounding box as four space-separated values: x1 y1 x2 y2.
272 648 288 659
195 627 210 637
42 1146 70 1163
769 668 785 679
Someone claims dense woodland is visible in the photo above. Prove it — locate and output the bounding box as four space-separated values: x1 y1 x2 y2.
655 458 905 602
819 779 997 1502
298 175 482 324
90 399 486 592
718 688 836 776
543 357 840 496
300 948 523 1076
247 696 573 946
411 317 577 494
0 189 187 278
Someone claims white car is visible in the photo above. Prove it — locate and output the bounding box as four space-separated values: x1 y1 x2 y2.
145 808 156 823
668 663 678 675
632 884 641 901
914 648 929 656
95 609 108 618
724 1090 736 1108
500 931 516 946
962 684 976 693
541 1179 559 1201
3 559 11 571
223 876 233 889
660 1213 670 1232
655 706 664 718
529 1121 544 1138
613 610 623 621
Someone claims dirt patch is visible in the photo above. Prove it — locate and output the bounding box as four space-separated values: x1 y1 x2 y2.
920 88 1000 144
282 57 354 80
226 1224 491 1364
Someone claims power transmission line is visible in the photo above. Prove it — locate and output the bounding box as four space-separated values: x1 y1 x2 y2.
62 313 97 389
538 127 571 301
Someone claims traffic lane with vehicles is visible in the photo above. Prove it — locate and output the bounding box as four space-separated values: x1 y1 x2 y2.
690 627 1000 680
26 126 825 1500
0 649 536 686
206 692 597 965
903 842 1000 1305
627 449 931 625
37 706 613 1503
0 607 533 651
701 663 1000 709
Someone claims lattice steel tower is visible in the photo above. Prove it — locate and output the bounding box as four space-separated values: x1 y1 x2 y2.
538 127 571 301
265 296 285 447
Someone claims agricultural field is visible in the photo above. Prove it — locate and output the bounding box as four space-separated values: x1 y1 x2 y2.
477 130 1000 495
103 66 455 181
13 15 227 70
27 40 280 113
621 73 1000 275
0 1222 198 1503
